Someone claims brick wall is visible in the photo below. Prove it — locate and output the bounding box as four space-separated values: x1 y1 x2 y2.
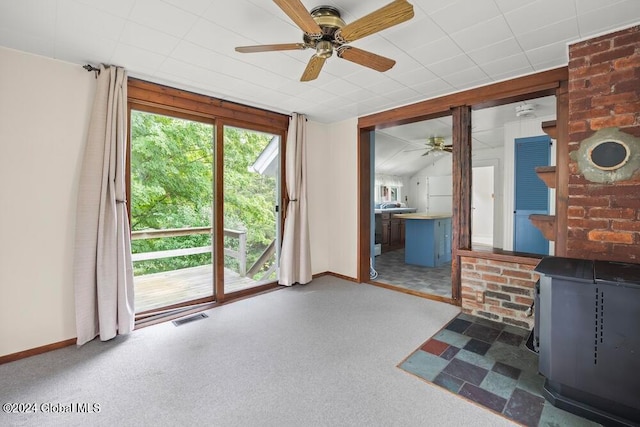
460 257 539 329
567 25 640 262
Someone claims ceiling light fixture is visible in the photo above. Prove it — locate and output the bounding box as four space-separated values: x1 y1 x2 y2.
515 103 536 117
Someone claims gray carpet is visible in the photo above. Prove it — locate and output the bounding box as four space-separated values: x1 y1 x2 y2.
1 277 516 427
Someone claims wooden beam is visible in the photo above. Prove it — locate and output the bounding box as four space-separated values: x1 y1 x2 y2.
357 128 372 283
451 106 472 304
554 81 569 256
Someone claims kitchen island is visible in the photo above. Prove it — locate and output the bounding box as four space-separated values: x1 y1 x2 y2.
393 213 452 267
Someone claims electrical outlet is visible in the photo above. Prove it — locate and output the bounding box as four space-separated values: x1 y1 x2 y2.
476 291 485 303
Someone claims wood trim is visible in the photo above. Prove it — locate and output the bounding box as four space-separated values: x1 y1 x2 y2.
451 106 472 303
214 122 225 302
458 248 542 266
554 81 569 256
357 128 372 283
368 281 457 305
316 271 360 283
0 338 76 365
128 78 289 131
358 67 567 129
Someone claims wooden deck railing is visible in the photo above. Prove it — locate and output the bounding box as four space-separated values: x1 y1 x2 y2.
131 226 247 277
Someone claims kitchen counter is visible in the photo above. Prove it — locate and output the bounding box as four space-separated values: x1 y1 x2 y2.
393 213 451 220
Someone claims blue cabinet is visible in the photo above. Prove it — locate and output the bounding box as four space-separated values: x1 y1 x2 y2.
403 216 452 267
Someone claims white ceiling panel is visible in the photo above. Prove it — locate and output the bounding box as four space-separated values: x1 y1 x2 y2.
0 0 637 123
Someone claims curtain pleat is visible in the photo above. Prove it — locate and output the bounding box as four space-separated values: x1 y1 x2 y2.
74 65 134 345
278 113 312 286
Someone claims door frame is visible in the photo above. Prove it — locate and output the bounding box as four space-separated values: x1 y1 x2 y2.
356 68 569 306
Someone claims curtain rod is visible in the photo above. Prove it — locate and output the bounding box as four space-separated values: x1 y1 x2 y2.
83 64 100 78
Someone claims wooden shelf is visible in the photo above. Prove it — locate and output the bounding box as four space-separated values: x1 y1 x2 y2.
535 166 556 189
542 120 557 139
529 214 556 241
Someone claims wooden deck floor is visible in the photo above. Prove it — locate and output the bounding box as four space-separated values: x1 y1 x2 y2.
134 265 260 313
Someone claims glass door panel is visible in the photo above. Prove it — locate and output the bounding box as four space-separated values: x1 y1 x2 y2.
223 126 280 293
130 110 214 313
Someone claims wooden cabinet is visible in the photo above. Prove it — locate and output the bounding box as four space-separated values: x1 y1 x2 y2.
379 213 405 252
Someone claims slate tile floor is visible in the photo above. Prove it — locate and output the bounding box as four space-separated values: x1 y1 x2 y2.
373 249 451 298
399 313 601 426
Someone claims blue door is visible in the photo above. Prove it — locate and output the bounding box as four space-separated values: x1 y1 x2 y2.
514 135 551 255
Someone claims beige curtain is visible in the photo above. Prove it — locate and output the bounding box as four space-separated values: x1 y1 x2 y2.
278 113 312 286
74 65 134 346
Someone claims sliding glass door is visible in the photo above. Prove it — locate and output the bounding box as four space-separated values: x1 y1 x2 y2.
223 126 281 294
129 109 215 313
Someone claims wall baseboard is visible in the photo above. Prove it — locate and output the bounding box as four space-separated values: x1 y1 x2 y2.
0 338 76 365
313 271 359 283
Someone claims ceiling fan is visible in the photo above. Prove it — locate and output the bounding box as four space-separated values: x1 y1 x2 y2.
405 137 453 156
235 0 415 81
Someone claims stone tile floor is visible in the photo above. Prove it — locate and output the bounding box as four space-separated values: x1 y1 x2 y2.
399 313 601 426
373 249 451 297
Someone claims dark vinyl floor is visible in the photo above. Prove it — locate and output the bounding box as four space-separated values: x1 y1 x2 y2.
373 248 452 298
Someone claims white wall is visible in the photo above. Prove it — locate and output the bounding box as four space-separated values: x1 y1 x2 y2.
306 121 331 275
0 47 95 356
306 118 358 279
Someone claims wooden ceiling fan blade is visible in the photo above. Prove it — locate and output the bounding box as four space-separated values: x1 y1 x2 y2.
337 46 395 72
235 43 307 53
336 0 414 43
301 55 325 81
273 0 322 37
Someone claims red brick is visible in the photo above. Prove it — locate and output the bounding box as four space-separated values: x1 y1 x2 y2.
461 285 478 294
567 240 610 256
570 63 611 79
508 278 536 288
591 46 636 65
612 244 640 262
569 40 612 60
614 55 640 70
461 279 485 288
462 270 482 280
612 221 640 232
569 97 592 112
488 306 517 316
515 296 535 306
591 92 638 107
567 218 610 229
517 264 537 271
613 79 640 95
611 197 640 209
568 57 588 69
569 196 611 207
590 114 636 129
486 259 518 269
502 269 532 280
613 32 640 48
462 257 478 264
482 273 508 284
588 230 634 244
614 102 640 114
486 283 501 291
588 207 635 219
569 120 588 133
462 300 483 310
461 292 476 301
475 264 501 274
461 263 475 270
568 206 586 218
485 298 502 307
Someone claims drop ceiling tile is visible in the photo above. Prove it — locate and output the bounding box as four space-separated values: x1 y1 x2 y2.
412 0 451 15
394 67 440 86
504 0 577 36
533 58 569 72
575 0 626 15
73 0 135 18
428 54 476 77
450 16 514 52
577 0 640 36
0 29 54 58
119 22 181 56
129 0 199 38
517 17 580 51
57 0 126 42
525 41 569 67
467 38 523 65
445 66 491 89
493 0 532 13
409 37 463 67
162 0 214 16
490 65 535 82
479 52 531 77
54 33 118 65
110 43 166 76
429 0 502 34
411 78 454 98
0 0 55 39
384 16 447 45
184 19 253 52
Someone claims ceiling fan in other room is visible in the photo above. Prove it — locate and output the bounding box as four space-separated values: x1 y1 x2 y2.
235 0 415 81
404 137 453 156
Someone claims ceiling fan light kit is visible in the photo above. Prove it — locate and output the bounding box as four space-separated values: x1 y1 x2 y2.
235 0 415 81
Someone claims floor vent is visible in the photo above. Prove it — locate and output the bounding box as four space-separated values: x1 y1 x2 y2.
172 313 208 326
